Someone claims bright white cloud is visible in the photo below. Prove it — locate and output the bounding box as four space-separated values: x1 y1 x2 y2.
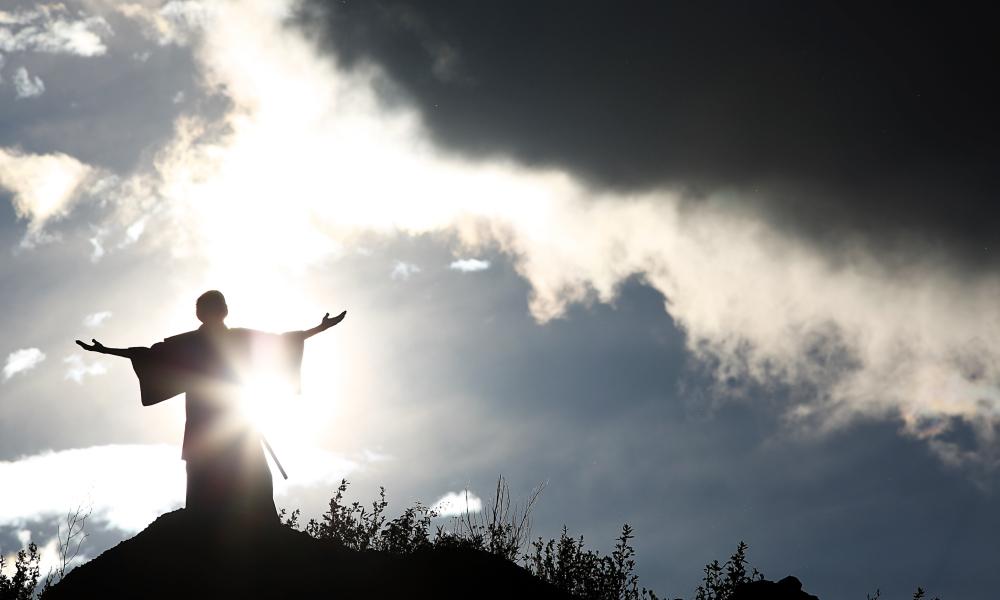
63 355 107 383
122 219 145 245
0 6 109 56
88 232 105 261
0 147 94 239
449 258 490 273
3 348 45 381
79 0 1000 468
114 1 208 46
83 311 112 328
391 261 421 281
0 444 360 533
0 445 184 533
12 66 44 98
431 491 483 517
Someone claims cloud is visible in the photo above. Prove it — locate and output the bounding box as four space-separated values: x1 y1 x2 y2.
82 311 112 328
113 1 209 47
390 261 421 281
121 219 145 246
449 258 490 273
431 490 482 517
12 66 44 98
0 445 184 533
0 147 95 240
77 0 1000 469
0 444 359 533
3 348 45 381
63 355 107 383
89 218 145 257
88 238 104 261
0 6 109 56
300 2 1000 269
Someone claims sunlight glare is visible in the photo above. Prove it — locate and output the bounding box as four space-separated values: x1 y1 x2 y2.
238 356 351 485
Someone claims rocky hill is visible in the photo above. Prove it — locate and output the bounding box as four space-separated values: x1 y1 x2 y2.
45 509 572 599
44 507 822 599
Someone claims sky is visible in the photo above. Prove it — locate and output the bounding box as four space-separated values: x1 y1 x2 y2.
1 1 999 597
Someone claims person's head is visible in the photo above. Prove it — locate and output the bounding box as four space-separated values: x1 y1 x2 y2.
196 290 228 325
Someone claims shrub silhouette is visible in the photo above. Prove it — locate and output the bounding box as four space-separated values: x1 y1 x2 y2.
300 480 390 550
525 524 661 600
694 541 762 600
443 475 544 561
1 505 91 599
0 542 41 600
279 477 658 599
866 588 941 600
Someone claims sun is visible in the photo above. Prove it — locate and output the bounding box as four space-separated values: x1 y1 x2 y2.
234 338 349 484
239 374 296 437
238 373 310 480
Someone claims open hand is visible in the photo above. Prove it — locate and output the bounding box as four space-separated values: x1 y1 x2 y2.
75 338 105 353
321 311 347 330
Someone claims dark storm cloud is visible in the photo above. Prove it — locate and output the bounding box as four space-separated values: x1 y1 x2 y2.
296 1 1000 264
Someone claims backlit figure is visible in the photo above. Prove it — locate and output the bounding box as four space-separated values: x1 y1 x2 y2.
76 290 346 526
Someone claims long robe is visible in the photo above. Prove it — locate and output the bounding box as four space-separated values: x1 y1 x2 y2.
129 325 303 524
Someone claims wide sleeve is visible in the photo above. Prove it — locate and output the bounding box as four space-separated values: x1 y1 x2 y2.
130 340 187 406
243 330 306 393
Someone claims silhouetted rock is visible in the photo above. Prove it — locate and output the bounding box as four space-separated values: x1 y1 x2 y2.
732 575 820 600
46 509 572 599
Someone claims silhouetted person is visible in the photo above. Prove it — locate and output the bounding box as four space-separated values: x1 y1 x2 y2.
76 290 346 527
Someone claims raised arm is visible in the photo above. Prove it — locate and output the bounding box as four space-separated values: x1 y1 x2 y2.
292 310 347 341
75 338 144 359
